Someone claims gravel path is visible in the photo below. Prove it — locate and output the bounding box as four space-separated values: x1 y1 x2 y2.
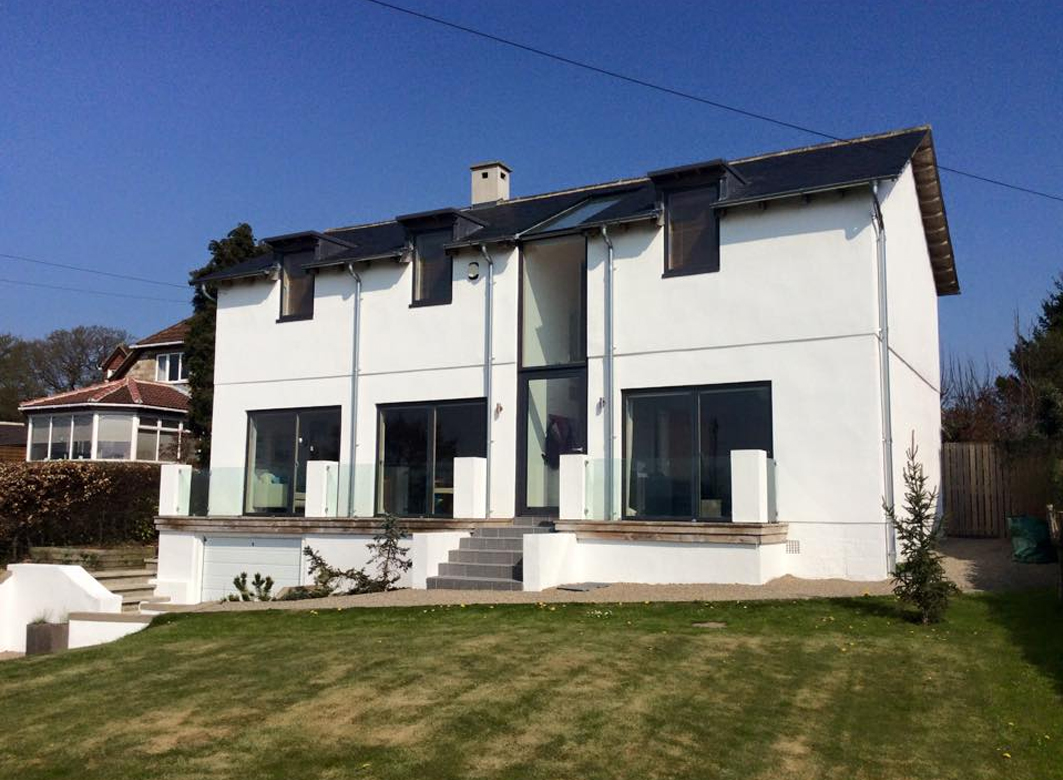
185 537 1057 614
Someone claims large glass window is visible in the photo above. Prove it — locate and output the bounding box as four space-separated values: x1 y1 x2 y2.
156 353 188 382
97 414 133 460
521 372 585 512
623 382 772 520
244 407 341 515
520 236 585 368
72 415 93 459
665 186 720 275
377 399 486 517
280 251 314 320
30 418 50 460
49 415 72 459
412 229 453 306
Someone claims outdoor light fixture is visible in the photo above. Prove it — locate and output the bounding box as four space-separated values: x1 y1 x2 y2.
467 261 480 280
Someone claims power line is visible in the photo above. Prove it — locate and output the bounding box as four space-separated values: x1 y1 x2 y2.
359 0 1063 205
0 252 188 289
0 277 188 304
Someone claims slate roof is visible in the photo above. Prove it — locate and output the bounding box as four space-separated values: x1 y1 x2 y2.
19 377 190 413
195 127 958 295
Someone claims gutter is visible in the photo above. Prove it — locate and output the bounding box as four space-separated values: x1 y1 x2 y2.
871 182 897 572
345 263 363 518
479 244 495 518
600 226 616 520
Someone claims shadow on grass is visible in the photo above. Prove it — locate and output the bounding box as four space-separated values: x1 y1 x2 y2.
983 589 1063 697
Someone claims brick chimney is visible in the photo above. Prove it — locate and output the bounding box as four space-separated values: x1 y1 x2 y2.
470 161 511 205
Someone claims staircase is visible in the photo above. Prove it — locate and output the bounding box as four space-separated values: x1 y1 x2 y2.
92 555 169 612
426 517 554 591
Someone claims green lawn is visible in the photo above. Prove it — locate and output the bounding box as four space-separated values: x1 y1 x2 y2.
1 592 1061 780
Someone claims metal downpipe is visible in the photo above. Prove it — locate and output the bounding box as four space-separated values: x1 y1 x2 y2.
872 182 897 572
479 244 495 518
345 263 363 518
600 226 616 521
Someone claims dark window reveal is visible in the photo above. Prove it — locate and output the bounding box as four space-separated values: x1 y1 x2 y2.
665 187 720 275
280 252 314 320
623 382 772 520
413 229 453 306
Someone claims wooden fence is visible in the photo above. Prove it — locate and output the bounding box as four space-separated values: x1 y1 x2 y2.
941 442 1057 538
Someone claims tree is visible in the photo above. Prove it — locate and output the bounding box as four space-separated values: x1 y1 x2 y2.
28 325 134 395
940 355 1007 442
887 439 958 624
0 334 43 421
186 223 270 466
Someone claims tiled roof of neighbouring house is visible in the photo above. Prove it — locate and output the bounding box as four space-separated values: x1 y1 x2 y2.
19 377 190 413
194 126 958 295
131 318 191 348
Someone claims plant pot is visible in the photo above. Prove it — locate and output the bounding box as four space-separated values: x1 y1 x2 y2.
25 622 69 656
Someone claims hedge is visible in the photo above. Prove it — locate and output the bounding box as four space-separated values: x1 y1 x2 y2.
0 461 160 562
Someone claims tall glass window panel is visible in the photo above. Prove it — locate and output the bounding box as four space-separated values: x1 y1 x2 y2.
136 416 160 461
521 236 584 367
97 414 132 460
156 354 169 382
158 429 181 462
30 418 49 460
245 412 297 513
280 251 314 319
524 375 584 510
433 402 487 517
378 407 430 516
293 408 342 514
666 187 720 274
49 415 72 459
413 229 453 305
699 385 772 518
72 415 92 459
624 393 694 518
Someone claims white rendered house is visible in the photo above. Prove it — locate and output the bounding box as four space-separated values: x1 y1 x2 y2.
154 127 958 602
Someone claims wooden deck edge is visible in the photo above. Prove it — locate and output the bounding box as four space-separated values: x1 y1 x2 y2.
554 521 788 546
155 516 512 535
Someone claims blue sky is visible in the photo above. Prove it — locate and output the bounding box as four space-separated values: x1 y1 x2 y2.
1 0 1060 371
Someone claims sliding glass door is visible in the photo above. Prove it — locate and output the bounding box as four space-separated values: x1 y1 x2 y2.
244 407 341 515
376 399 486 518
518 370 586 514
623 382 772 521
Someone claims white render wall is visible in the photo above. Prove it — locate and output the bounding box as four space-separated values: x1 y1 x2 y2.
206 178 945 582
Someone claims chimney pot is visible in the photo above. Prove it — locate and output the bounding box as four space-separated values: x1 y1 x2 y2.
470 161 511 205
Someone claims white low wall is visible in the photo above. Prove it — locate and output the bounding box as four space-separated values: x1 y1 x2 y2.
154 531 204 604
411 531 471 588
68 617 149 649
0 565 122 653
523 532 580 590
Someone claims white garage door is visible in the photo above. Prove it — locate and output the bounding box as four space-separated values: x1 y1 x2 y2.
202 536 302 602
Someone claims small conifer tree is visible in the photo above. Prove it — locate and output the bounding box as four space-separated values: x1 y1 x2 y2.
886 438 958 624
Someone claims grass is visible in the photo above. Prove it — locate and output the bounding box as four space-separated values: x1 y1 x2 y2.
0 591 1061 780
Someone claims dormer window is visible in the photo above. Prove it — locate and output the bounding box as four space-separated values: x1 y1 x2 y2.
664 185 720 276
280 252 314 320
156 352 188 383
412 228 453 306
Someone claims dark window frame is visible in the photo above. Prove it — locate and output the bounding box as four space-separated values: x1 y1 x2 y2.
410 228 454 308
242 405 342 517
516 235 589 372
621 381 773 522
662 184 721 278
278 254 315 322
374 397 487 518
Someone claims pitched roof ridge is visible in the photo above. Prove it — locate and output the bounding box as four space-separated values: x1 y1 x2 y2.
21 378 119 406
125 378 143 404
729 126 931 165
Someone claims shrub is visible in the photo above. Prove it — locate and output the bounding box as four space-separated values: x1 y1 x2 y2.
227 572 274 602
886 440 959 624
0 461 160 562
288 517 412 600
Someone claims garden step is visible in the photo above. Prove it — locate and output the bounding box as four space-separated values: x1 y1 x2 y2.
448 549 523 565
425 575 522 591
474 526 552 538
437 561 522 580
458 536 524 552
92 568 156 580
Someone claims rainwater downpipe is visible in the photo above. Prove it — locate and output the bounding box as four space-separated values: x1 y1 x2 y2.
871 182 897 572
345 263 363 518
600 225 616 521
479 244 495 518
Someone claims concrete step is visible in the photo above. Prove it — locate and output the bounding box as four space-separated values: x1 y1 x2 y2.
448 549 523 565
459 536 524 552
118 588 156 602
68 611 154 624
513 517 556 528
91 568 156 580
437 561 522 580
475 526 553 538
93 573 156 590
426 575 522 591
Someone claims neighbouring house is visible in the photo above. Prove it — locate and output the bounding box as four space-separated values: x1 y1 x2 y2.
0 422 27 463
20 320 192 463
154 127 958 602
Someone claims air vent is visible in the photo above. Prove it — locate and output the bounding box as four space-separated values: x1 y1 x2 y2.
786 540 801 555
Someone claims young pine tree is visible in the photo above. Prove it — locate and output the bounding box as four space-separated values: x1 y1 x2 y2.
886 439 958 624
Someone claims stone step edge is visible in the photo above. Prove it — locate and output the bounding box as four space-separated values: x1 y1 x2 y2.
68 611 154 624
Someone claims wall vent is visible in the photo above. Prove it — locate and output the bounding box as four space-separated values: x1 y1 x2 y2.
786 540 801 555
